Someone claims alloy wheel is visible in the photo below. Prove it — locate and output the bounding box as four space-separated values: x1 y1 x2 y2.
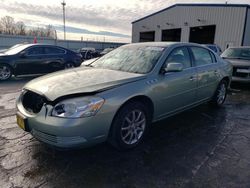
0 65 12 80
121 110 146 145
64 63 74 69
217 82 226 105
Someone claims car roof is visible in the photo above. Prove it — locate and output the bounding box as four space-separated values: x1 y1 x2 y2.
123 42 205 48
204 44 218 46
18 43 65 48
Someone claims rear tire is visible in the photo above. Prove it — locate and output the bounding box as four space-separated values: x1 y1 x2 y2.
210 80 228 107
108 101 151 150
0 64 12 81
64 62 75 69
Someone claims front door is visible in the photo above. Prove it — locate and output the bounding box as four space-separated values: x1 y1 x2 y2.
15 46 46 75
153 47 197 119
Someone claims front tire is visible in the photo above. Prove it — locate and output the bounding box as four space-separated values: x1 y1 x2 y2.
0 65 12 81
210 80 228 107
108 101 151 150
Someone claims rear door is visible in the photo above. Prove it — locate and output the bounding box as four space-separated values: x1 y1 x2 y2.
154 46 198 119
189 46 219 102
43 47 66 72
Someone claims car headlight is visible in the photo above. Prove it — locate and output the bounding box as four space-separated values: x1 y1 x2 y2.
51 96 105 118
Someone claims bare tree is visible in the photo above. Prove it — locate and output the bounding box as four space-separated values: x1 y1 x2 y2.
0 16 16 34
16 21 26 35
28 27 40 37
0 24 2 34
0 16 56 39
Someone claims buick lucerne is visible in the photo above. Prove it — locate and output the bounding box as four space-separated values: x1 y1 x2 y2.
16 42 232 150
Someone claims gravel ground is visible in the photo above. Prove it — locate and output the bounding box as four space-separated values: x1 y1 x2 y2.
0 77 249 188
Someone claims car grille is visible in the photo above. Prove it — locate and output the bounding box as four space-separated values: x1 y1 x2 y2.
232 67 250 78
31 129 86 144
22 90 46 114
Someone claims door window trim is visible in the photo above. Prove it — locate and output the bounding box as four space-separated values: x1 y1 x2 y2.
25 46 45 57
24 46 67 57
188 46 214 67
44 46 67 55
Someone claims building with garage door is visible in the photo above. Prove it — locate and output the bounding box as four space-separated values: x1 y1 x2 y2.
132 4 250 50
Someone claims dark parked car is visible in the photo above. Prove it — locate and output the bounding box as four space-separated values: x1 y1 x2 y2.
221 47 250 83
0 44 82 81
78 48 100 61
100 48 114 56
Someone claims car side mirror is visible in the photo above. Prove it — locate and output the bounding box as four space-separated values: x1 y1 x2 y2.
163 62 183 73
19 51 27 58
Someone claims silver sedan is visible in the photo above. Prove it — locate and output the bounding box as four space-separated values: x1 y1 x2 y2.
16 42 232 150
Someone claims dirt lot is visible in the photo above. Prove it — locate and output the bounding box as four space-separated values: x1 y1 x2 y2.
0 77 250 188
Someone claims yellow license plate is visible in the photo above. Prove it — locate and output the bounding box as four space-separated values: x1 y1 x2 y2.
16 113 25 130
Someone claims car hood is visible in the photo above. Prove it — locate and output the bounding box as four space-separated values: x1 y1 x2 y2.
24 67 146 101
225 58 250 67
0 53 8 58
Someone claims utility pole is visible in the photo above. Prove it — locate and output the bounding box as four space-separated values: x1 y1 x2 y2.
61 0 66 40
54 29 57 45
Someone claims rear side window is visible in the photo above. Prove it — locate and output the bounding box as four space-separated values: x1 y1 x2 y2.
44 47 65 55
165 47 191 69
190 47 213 66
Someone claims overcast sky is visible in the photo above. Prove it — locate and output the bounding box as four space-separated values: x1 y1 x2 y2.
0 0 250 42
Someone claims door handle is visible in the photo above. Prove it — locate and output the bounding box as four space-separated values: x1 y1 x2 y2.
189 76 196 81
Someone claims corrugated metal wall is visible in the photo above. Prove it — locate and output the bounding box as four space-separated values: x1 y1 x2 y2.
243 8 250 46
132 5 247 50
0 34 125 51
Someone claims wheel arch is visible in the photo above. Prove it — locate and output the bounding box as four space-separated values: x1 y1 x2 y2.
108 95 154 136
221 76 230 87
0 63 14 75
107 95 154 148
0 63 14 71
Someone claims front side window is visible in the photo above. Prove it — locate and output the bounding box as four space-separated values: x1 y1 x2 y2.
165 47 191 69
190 47 213 66
27 47 44 55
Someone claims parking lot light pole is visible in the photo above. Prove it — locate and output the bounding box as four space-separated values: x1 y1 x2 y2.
61 0 66 40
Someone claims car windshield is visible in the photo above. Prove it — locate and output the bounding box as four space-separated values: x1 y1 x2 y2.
221 48 250 60
4 45 30 55
91 45 165 74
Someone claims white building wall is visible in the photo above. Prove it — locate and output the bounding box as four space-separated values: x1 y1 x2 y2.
132 5 247 50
